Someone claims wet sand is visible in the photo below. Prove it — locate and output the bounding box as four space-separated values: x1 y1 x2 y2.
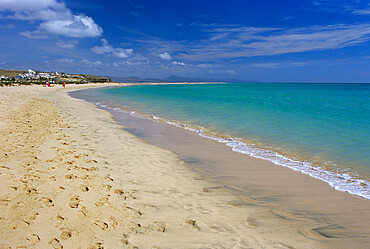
0 84 368 248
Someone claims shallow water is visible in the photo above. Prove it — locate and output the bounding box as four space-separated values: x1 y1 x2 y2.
70 83 370 199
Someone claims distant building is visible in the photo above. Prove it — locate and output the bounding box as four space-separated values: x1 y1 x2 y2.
27 69 36 75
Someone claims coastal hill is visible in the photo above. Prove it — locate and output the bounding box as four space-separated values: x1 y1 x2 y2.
0 69 111 86
0 69 26 78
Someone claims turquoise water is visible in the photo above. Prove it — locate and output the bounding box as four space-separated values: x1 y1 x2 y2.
73 83 370 198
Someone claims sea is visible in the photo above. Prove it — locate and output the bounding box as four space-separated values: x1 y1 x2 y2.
71 83 370 199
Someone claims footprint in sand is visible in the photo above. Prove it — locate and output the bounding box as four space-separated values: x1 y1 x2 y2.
60 229 73 240
88 242 104 249
85 159 98 164
120 233 129 246
65 174 78 179
25 186 38 195
25 212 39 224
81 174 94 180
77 206 88 218
94 220 109 230
104 175 114 181
69 196 81 208
10 186 18 191
122 206 142 218
65 160 76 165
67 166 79 171
149 222 166 233
113 189 124 195
40 197 54 207
100 184 111 192
88 166 99 171
54 214 66 227
27 234 40 245
244 217 257 227
48 238 63 249
182 219 200 230
107 216 119 229
95 195 110 207
80 185 90 192
114 189 136 200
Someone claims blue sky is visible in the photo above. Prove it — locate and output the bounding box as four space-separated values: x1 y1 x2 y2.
0 0 370 82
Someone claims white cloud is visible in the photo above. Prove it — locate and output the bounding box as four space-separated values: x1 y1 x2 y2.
352 9 370 15
252 61 313 69
311 1 370 16
196 63 214 68
56 40 79 49
171 61 186 66
114 48 134 59
159 52 172 60
126 61 142 65
91 38 113 53
91 39 133 58
81 59 102 66
0 0 67 17
20 30 49 39
55 58 75 63
181 23 370 60
38 15 102 38
0 0 102 38
282 16 294 21
226 69 237 75
252 63 280 68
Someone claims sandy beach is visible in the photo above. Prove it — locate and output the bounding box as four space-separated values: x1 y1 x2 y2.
0 84 368 248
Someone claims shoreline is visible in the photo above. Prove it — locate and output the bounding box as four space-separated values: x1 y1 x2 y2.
70 85 370 247
110 102 370 199
0 84 369 248
71 85 369 200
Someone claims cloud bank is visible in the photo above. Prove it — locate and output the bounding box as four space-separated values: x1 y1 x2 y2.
0 0 102 38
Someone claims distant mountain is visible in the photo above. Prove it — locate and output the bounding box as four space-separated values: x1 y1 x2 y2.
104 75 248 83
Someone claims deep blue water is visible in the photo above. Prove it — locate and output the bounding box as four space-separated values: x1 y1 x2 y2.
73 83 370 198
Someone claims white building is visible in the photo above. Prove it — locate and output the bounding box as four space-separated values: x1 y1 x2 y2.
27 69 36 75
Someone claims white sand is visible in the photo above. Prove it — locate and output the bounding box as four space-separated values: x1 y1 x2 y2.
0 84 326 248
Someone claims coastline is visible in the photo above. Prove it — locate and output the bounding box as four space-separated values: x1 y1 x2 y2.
71 84 370 247
71 84 370 200
0 84 368 248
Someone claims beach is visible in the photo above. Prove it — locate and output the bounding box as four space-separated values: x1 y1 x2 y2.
0 84 369 248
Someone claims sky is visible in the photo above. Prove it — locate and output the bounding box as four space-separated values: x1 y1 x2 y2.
0 0 370 82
